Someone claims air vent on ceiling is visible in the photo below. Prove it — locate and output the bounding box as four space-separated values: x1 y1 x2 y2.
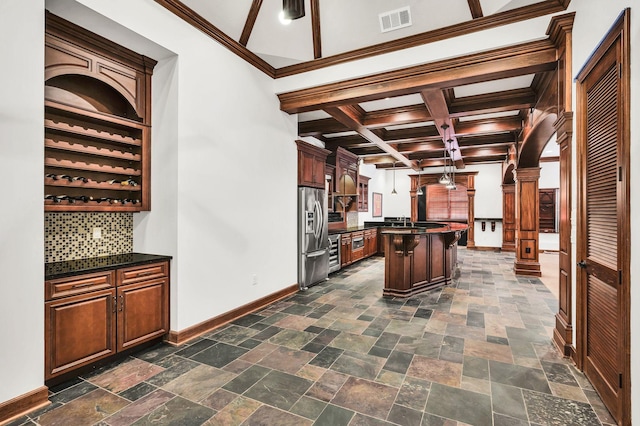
379 6 412 33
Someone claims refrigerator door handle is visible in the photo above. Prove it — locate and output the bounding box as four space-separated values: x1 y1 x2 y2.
314 200 323 240
307 248 328 258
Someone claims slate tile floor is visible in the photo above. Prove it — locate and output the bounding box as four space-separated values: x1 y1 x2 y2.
11 249 616 425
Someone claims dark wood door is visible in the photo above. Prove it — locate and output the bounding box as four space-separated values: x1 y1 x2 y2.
117 278 168 351
45 289 116 380
576 13 630 423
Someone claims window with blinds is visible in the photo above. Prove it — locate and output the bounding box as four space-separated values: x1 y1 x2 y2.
425 184 468 221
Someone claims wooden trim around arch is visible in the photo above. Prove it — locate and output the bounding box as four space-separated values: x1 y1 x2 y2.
409 172 478 248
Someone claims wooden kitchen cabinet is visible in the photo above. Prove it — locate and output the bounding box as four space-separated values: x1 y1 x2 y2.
341 233 352 267
117 263 169 351
351 231 365 262
45 271 117 381
364 228 378 257
358 176 370 212
296 140 330 188
45 262 169 382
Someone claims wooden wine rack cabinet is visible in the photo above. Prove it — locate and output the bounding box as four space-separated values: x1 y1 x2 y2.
44 12 156 212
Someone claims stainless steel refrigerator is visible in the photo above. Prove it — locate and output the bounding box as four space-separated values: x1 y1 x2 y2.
298 186 329 290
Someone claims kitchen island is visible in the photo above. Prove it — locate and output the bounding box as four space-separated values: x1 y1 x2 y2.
381 223 467 297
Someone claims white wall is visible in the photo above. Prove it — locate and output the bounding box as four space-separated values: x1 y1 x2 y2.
539 161 559 251
358 163 387 223
567 1 639 418
0 0 45 403
54 0 299 332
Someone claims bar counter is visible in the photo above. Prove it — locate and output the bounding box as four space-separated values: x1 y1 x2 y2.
381 223 466 297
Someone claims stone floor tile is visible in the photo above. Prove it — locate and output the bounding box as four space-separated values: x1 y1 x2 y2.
191 343 248 368
162 364 235 403
36 389 129 426
256 346 314 374
425 383 492 426
88 358 165 394
331 376 398 420
244 370 313 410
489 360 551 394
102 389 174 426
523 389 601 425
204 396 260 426
407 356 462 387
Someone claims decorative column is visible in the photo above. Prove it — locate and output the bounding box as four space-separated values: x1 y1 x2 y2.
548 12 575 357
513 167 541 276
501 184 516 251
466 175 476 248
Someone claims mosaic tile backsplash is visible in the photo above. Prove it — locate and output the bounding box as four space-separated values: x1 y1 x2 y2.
45 212 133 263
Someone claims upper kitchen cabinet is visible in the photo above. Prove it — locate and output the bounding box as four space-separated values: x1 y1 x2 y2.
358 175 370 212
44 12 156 212
296 140 330 189
328 147 359 213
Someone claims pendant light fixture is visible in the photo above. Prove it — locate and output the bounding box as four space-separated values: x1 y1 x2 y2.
438 124 451 185
391 161 397 194
416 159 424 196
282 0 305 20
446 148 457 190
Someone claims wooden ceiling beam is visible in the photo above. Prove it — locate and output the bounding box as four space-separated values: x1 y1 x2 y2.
325 105 416 169
467 0 484 19
154 0 275 77
363 104 432 128
310 0 321 59
454 116 522 136
278 39 557 113
420 88 464 167
449 88 536 117
239 0 263 46
298 118 350 136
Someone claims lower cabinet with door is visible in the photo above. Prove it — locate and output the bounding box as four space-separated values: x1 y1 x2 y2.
335 227 379 269
45 256 170 383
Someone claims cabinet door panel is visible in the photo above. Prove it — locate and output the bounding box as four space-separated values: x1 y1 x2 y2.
45 289 116 380
117 278 168 351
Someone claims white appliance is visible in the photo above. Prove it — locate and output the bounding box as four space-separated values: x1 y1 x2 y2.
298 186 329 290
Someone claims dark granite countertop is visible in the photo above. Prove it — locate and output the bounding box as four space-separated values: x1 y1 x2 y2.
45 252 172 280
329 224 380 235
379 222 468 235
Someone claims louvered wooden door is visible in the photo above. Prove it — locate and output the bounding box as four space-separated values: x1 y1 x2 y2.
577 19 629 424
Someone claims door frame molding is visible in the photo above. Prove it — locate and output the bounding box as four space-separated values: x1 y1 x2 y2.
575 8 631 424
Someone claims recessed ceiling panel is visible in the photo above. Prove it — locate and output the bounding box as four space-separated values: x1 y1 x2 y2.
247 0 314 65
360 93 424 112
385 121 435 131
493 0 546 14
180 0 254 41
298 110 332 121
320 0 472 57
453 74 535 98
457 110 521 122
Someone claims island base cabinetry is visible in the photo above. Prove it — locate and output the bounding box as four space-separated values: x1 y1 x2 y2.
383 233 455 298
45 262 169 383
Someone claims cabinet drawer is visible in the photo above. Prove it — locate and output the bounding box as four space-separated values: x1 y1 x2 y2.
118 262 168 284
46 271 115 301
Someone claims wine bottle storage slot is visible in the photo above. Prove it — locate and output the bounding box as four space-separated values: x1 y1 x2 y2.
45 139 141 161
45 158 141 176
45 176 140 191
45 118 142 147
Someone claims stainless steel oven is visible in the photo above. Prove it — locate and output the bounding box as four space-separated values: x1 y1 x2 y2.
352 235 364 251
328 234 341 273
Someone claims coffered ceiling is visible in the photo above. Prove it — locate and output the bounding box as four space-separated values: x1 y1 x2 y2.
155 0 570 169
